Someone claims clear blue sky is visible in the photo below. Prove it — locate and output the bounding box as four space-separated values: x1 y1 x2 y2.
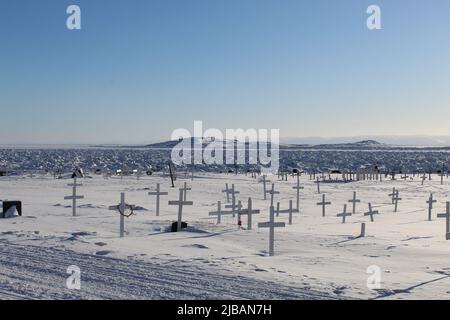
1 0 449 144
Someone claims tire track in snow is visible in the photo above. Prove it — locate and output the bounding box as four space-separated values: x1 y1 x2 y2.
0 242 337 300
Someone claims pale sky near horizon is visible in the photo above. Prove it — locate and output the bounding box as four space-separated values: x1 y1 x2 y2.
1 0 449 144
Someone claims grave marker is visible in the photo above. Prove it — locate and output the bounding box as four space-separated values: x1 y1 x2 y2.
364 203 379 222
292 175 304 212
168 189 193 231
314 177 321 194
267 183 280 207
276 200 295 225
393 190 402 212
108 192 135 237
64 177 84 217
258 206 286 256
222 183 231 203
259 175 270 200
208 201 235 224
237 198 260 230
148 183 168 216
317 194 331 217
426 193 437 221
180 182 191 201
388 187 396 204
224 184 240 217
337 204 351 223
437 202 450 240
348 191 361 214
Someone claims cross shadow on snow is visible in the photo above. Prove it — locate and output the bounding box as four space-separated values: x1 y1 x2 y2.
373 272 450 300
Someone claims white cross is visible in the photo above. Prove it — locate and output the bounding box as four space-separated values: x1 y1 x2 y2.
388 187 396 204
258 206 286 256
168 189 193 231
393 190 402 212
440 167 445 185
180 182 191 201
259 175 270 200
266 183 280 207
224 184 240 217
208 200 235 224
337 204 351 224
148 183 168 216
108 192 134 237
222 183 231 203
236 198 260 230
276 200 295 225
314 177 321 194
364 203 379 222
64 177 84 217
348 191 361 214
292 175 304 212
437 202 450 240
426 193 437 221
317 194 331 217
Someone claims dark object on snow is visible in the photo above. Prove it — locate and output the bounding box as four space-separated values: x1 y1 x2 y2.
146 170 153 176
170 221 187 232
2 201 22 218
72 168 84 178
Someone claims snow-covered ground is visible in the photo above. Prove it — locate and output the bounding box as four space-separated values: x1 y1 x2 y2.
1 172 450 300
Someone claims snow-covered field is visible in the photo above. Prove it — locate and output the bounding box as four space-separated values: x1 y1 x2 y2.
1 171 450 300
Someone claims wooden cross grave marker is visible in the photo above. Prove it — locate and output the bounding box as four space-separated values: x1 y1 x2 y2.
148 183 168 216
208 201 236 224
276 200 295 225
337 204 351 224
393 190 402 212
259 175 270 200
292 174 304 212
258 206 286 256
388 187 396 204
267 183 280 207
364 203 379 222
437 202 450 240
224 184 240 217
180 182 191 201
314 177 321 194
108 192 135 238
348 191 361 214
64 177 84 217
236 198 260 230
317 194 331 217
168 189 193 232
426 193 437 221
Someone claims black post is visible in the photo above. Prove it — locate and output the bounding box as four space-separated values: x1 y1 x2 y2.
168 162 175 188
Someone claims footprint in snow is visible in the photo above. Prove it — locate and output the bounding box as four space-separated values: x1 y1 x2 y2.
95 250 113 256
183 244 209 249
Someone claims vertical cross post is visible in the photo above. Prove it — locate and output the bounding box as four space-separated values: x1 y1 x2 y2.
148 183 168 216
64 177 84 217
315 177 321 194
437 202 450 240
292 174 304 212
168 189 193 231
348 191 361 214
258 206 285 256
317 194 331 217
426 193 437 221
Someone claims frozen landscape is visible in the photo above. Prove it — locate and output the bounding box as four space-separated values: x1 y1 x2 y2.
1 146 449 300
